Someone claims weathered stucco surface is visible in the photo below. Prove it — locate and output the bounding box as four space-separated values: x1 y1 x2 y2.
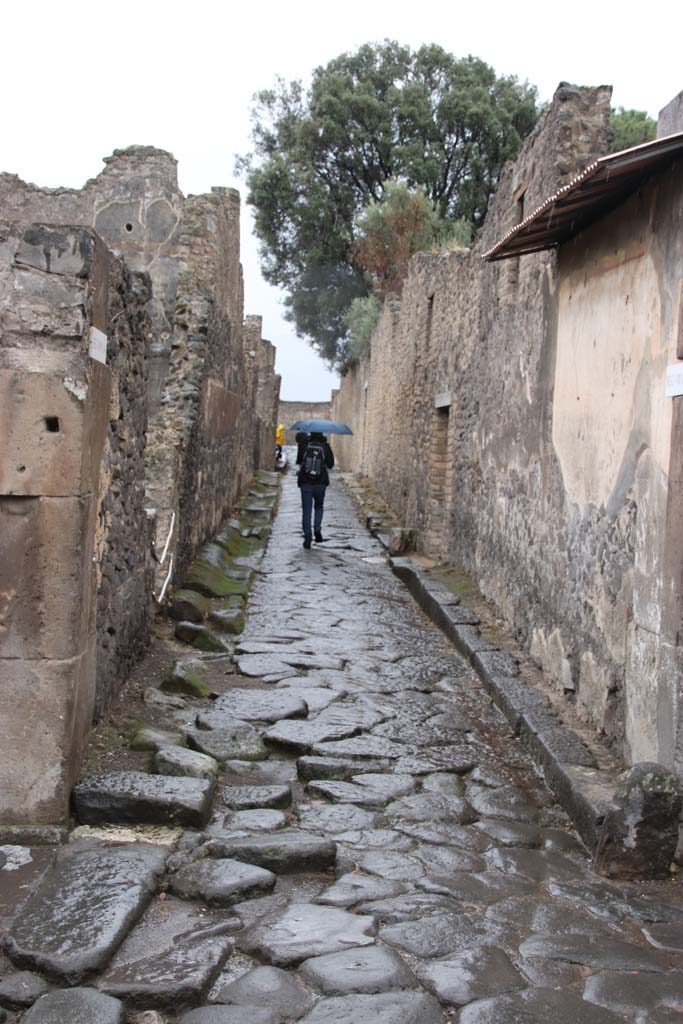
332 84 683 771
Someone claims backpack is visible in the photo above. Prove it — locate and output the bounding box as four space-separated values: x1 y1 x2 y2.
301 443 325 481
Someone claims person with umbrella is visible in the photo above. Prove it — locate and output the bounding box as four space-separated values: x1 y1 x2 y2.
290 418 353 550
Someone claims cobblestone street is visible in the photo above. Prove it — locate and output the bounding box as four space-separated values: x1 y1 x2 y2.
1 465 682 1023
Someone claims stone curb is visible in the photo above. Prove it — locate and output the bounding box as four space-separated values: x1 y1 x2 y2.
387 554 617 855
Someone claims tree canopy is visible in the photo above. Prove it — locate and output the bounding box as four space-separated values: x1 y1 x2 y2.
610 107 657 152
238 41 538 367
351 179 471 299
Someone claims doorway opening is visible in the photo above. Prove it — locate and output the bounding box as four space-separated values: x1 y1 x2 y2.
425 402 454 558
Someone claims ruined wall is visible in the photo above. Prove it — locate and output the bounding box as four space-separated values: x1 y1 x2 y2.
0 148 183 409
94 257 154 717
278 400 332 444
249 316 281 469
0 151 281 691
333 83 665 755
147 186 254 585
0 223 152 822
658 89 683 137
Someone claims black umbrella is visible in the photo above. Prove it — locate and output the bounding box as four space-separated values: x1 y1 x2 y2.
290 418 353 435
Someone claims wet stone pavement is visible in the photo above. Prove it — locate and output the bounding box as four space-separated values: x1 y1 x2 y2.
2 465 683 1023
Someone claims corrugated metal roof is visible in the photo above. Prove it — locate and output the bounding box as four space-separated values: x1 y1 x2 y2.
482 132 683 262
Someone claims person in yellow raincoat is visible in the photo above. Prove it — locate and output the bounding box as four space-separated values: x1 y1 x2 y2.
275 423 285 460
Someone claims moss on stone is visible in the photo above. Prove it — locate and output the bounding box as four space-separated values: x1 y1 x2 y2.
255 469 279 485
192 628 231 653
209 608 246 634
215 528 262 559
160 660 211 699
169 589 210 623
186 558 250 598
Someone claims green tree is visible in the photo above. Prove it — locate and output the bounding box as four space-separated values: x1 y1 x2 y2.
610 107 656 152
352 180 462 297
341 294 382 370
238 41 538 367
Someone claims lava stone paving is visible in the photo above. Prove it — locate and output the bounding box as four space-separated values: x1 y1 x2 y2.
2 464 682 1023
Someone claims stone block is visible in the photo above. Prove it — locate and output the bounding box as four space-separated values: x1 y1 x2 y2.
21 988 124 1023
6 843 167 984
155 745 218 781
204 831 337 873
169 858 276 906
98 897 236 1007
73 772 215 828
15 225 105 280
593 762 682 879
161 660 211 699
0 970 50 1009
0 495 96 660
169 590 210 623
0 358 111 497
0 652 93 825
242 902 376 967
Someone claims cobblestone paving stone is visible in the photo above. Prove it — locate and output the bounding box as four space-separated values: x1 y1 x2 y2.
2 463 683 1023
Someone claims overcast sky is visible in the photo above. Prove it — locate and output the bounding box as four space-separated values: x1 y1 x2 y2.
1 0 679 400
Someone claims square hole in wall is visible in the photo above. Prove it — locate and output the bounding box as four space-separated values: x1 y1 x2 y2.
44 416 60 432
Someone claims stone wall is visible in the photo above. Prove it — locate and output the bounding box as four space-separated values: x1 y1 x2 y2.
0 149 280 697
0 150 280 823
278 400 332 444
93 249 155 718
145 186 267 587
333 83 663 756
334 85 683 770
0 222 152 823
249 316 281 469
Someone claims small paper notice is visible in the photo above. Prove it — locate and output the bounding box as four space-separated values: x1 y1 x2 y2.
89 326 107 364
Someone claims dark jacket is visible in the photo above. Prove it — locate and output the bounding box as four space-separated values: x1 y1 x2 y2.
295 431 309 465
297 436 334 487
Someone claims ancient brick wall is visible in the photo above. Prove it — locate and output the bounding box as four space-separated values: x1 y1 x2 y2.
333 83 656 753
0 151 280 817
147 186 252 585
0 151 280 706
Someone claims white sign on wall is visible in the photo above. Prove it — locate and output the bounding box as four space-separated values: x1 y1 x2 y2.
89 326 108 364
665 363 683 397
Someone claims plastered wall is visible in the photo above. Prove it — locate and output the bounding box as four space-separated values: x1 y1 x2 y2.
332 83 683 762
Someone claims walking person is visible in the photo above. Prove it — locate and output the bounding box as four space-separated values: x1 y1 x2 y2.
297 431 334 549
275 423 285 460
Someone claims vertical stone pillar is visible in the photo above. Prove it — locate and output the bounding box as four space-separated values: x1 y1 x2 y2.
0 224 112 825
